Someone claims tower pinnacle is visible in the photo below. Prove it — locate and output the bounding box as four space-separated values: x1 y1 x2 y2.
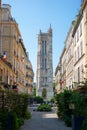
48 24 52 35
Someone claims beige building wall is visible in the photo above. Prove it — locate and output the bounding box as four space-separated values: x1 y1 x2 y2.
60 47 66 90
65 23 74 90
55 0 87 93
82 0 87 78
26 58 34 95
0 57 15 89
55 63 61 93
0 4 34 94
55 47 66 93
72 1 87 84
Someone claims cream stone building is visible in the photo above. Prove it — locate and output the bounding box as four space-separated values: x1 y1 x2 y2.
0 56 15 89
60 47 66 90
36 27 53 99
65 23 74 90
55 0 87 93
26 57 34 95
0 3 34 94
55 62 61 93
72 0 87 84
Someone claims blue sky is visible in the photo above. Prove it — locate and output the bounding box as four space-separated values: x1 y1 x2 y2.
2 0 81 81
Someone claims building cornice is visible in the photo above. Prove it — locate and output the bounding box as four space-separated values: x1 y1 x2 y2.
81 0 87 11
60 47 66 60
74 53 85 66
72 11 83 37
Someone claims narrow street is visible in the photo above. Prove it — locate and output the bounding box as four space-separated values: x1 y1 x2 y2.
21 105 72 130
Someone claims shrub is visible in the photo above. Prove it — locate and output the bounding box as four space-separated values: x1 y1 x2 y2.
18 117 24 127
0 111 8 130
42 88 47 99
33 96 43 103
71 91 87 116
0 122 2 130
0 111 23 130
81 119 87 130
9 111 19 130
55 89 87 127
37 104 52 111
55 90 73 126
63 114 72 127
24 110 31 119
0 91 31 130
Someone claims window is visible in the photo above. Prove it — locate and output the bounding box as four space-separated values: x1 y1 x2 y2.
78 67 80 82
0 69 2 81
42 40 47 55
3 26 10 35
42 77 44 82
42 41 44 55
75 51 76 62
77 46 79 60
77 29 79 42
45 41 47 55
45 77 47 82
45 59 47 69
74 35 76 46
81 64 84 81
80 22 82 36
80 41 83 56
42 58 44 68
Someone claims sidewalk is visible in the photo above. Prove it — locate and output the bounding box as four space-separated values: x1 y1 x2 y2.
20 106 72 130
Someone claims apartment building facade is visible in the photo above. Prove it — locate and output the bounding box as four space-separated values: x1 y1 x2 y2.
0 4 34 94
66 23 74 90
26 57 34 95
55 63 61 93
55 0 87 93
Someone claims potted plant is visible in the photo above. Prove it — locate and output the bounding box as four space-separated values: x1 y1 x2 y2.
74 80 87 93
70 91 87 130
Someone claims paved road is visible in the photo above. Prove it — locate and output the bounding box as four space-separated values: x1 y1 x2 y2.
21 106 72 130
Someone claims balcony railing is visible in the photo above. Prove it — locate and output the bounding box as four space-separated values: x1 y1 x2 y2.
0 54 12 69
26 83 33 87
26 74 33 79
26 65 33 71
5 61 12 69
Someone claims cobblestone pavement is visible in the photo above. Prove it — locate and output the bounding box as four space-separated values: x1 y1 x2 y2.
21 106 72 130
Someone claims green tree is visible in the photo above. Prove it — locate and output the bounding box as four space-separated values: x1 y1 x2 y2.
33 87 36 97
34 96 43 103
42 88 47 99
53 82 56 95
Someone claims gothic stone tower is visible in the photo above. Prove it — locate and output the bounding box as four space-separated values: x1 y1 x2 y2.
36 26 53 99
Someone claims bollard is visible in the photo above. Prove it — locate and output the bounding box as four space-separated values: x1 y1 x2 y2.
7 113 12 130
72 115 85 130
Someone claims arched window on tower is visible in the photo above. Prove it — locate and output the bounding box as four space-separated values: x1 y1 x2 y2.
45 41 47 55
45 59 47 69
42 41 44 56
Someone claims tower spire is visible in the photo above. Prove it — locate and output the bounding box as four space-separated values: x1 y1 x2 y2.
50 24 51 29
48 24 52 36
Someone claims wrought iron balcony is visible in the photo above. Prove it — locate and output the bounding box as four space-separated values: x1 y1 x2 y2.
0 54 12 69
26 83 33 87
26 74 33 79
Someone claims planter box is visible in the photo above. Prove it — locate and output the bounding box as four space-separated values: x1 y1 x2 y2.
72 115 85 130
75 87 87 95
